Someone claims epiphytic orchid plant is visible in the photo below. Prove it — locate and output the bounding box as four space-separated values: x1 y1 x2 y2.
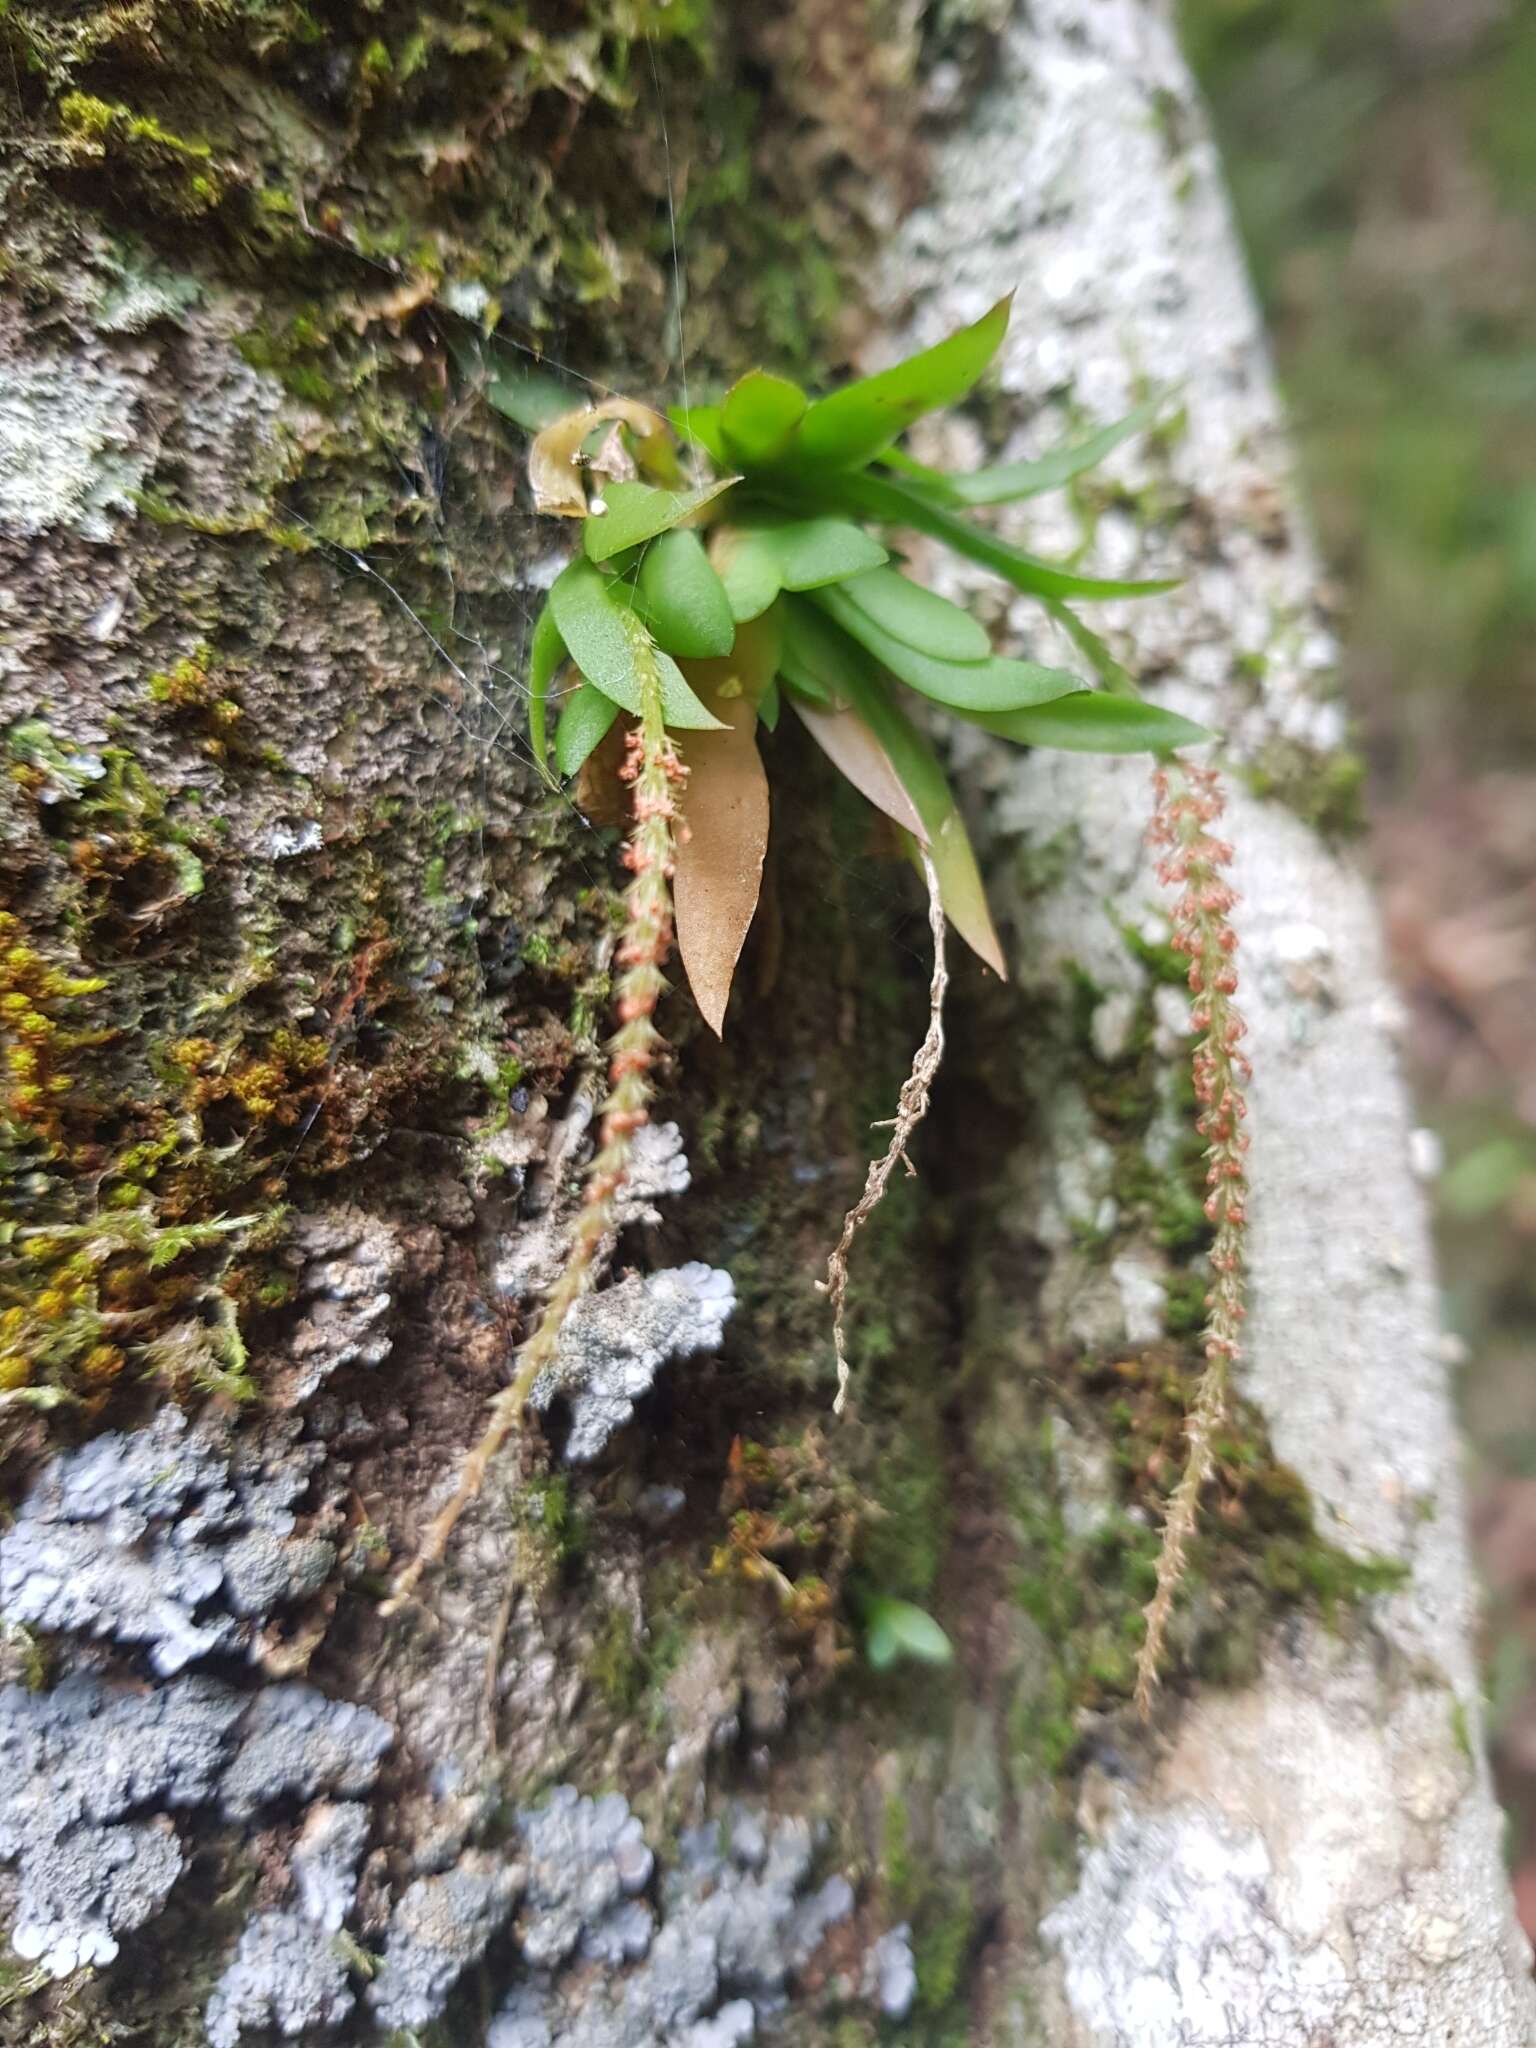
394 300 1234 1716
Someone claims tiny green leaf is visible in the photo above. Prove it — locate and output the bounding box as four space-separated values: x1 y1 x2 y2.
815 585 1086 714
838 474 1180 602
528 595 567 780
554 681 621 778
792 296 1013 472
757 676 781 731
635 529 736 658
549 559 725 729
720 370 808 466
584 477 738 563
946 393 1168 507
667 404 728 466
838 564 991 662
864 1596 954 1672
967 691 1211 752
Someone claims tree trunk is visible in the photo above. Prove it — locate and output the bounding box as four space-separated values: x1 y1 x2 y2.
1 3 1529 2045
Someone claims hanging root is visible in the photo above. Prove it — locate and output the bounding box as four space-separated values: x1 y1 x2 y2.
822 847 948 1416
1134 760 1252 1716
384 685 685 1615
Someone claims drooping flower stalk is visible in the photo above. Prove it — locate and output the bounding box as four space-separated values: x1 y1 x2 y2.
823 846 948 1416
1135 760 1251 1715
385 662 685 1612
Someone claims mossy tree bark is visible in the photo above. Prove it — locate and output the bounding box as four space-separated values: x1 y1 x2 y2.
0 2 1529 2044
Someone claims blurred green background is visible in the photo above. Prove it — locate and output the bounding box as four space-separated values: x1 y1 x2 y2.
1182 0 1536 1918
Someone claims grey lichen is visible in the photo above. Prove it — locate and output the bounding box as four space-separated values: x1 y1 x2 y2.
0 1668 390 1984
488 1795 860 2047
220 1683 392 1820
367 1849 525 2030
13 1816 184 1977
205 1905 357 2048
495 1119 693 1301
0 1673 240 1977
0 1408 334 1674
275 1207 409 1403
205 1801 371 2048
532 1262 736 1463
0 348 151 540
516 1785 656 1970
862 1924 917 2020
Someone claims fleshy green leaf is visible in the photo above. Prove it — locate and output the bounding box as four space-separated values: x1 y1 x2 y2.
584 478 738 564
710 526 780 625
815 585 1086 714
864 1596 954 1672
720 371 808 467
554 681 621 778
838 474 1180 601
635 529 736 658
549 559 725 729
792 296 1013 472
528 595 567 781
1043 598 1138 696
667 403 728 466
779 596 863 707
837 564 991 662
757 677 781 731
829 651 1007 975
967 691 1211 752
946 393 1167 507
711 517 889 623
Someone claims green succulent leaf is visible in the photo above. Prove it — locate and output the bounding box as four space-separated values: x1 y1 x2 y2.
635 529 736 658
528 595 567 781
864 1595 954 1672
837 564 991 662
814 585 1086 714
778 597 864 707
712 517 889 623
583 478 738 564
1043 598 1138 696
943 393 1168 507
757 676 781 731
838 474 1179 602
720 371 808 467
549 558 724 729
790 295 1013 473
554 681 621 779
667 403 728 466
967 691 1211 752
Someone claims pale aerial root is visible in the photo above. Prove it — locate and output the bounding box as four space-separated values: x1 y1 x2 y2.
1134 760 1251 1716
822 847 949 1417
383 682 685 1615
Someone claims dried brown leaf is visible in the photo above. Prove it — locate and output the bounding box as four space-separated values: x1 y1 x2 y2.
672 616 778 1036
790 698 928 844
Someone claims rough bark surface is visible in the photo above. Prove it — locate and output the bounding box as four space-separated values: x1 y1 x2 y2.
0 1 1529 2045
876 3 1536 2040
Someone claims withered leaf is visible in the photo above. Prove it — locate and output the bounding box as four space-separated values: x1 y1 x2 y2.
672 616 778 1037
528 398 680 516
788 697 927 844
